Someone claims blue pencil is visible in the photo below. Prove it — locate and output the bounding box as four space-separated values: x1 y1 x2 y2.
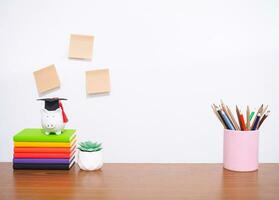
217 108 235 130
251 113 261 130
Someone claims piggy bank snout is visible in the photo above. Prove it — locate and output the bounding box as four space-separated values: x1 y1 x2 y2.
46 123 55 128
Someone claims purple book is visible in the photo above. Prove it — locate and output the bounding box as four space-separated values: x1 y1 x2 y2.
13 157 75 164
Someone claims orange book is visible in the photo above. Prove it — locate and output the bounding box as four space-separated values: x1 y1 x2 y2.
14 146 75 153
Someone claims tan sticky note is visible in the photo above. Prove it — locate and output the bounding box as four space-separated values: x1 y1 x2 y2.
86 69 111 94
69 34 94 59
33 65 60 94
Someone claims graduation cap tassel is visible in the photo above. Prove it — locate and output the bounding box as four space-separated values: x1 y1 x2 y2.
59 101 68 123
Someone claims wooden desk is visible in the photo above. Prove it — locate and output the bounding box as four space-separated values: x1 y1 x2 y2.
0 163 278 200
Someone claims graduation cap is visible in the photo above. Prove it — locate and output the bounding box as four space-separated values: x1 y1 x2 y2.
37 98 67 111
37 98 68 123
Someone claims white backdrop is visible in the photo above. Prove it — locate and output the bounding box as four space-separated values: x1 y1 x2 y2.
0 0 278 162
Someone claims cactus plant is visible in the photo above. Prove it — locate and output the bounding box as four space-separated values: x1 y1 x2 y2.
78 141 102 152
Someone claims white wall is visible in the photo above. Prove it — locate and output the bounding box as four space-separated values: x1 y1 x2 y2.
0 0 278 163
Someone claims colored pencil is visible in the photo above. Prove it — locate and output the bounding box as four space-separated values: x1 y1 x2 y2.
251 113 261 130
246 106 250 130
239 111 246 131
216 107 228 129
220 100 236 130
258 110 270 129
211 102 270 131
211 105 226 128
256 104 264 116
262 105 268 116
226 105 240 130
236 105 242 130
249 111 255 121
218 108 235 130
251 105 263 129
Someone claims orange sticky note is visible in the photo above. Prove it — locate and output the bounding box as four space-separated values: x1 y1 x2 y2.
69 34 94 59
33 65 60 94
86 69 111 94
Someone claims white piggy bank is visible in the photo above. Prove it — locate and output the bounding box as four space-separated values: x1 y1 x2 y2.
41 108 65 135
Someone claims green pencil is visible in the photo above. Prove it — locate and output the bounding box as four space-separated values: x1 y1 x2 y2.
249 111 255 121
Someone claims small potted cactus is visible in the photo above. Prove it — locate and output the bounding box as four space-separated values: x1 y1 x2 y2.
77 141 103 171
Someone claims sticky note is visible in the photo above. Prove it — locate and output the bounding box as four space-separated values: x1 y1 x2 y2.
86 69 111 94
33 65 60 94
69 34 94 59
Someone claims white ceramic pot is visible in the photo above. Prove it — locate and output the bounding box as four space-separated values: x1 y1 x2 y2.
77 150 103 171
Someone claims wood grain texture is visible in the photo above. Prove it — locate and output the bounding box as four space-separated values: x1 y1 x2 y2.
0 163 278 200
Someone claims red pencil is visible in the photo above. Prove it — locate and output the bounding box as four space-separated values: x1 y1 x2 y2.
239 112 247 131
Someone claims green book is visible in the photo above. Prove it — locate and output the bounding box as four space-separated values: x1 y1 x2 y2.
13 129 76 142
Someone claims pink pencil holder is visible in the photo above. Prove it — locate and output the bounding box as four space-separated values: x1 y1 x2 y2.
223 129 259 172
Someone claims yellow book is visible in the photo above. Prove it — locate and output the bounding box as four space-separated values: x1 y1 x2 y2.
14 139 76 147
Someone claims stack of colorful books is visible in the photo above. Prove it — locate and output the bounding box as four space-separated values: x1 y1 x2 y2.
13 129 76 170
